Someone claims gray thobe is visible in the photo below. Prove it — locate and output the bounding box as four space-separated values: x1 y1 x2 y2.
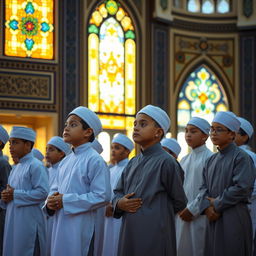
113 143 187 256
199 142 256 256
0 152 11 256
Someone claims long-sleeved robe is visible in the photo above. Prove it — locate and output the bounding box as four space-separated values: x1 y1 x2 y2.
46 161 61 256
112 143 187 256
0 152 49 256
44 143 111 256
0 152 11 256
199 142 256 256
102 158 129 256
176 144 213 256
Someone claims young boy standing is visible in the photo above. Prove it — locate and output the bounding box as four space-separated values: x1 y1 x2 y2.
45 106 111 256
1 126 49 256
199 111 255 256
176 117 213 256
112 105 187 256
102 133 134 256
0 126 11 256
45 136 71 256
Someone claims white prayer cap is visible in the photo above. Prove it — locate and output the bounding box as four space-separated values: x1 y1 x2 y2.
137 105 170 135
237 117 254 138
0 125 9 144
187 117 210 134
112 133 134 152
91 139 103 154
47 136 71 156
32 148 44 161
10 126 36 142
212 111 240 132
161 138 181 157
69 106 102 136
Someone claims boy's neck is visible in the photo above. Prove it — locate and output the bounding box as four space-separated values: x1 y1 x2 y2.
217 141 233 150
72 140 90 148
191 142 205 150
140 140 160 151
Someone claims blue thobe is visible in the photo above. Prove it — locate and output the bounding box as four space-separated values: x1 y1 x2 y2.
176 144 213 256
0 152 49 256
102 158 129 256
44 143 111 256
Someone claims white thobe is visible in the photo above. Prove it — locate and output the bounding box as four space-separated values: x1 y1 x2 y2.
43 143 111 256
46 161 60 256
102 158 129 256
240 145 256 237
0 152 49 256
176 144 213 256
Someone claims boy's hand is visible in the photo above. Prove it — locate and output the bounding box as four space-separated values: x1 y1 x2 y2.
205 206 220 221
179 207 193 222
117 192 142 213
1 184 14 203
105 203 113 217
47 192 63 210
206 196 215 205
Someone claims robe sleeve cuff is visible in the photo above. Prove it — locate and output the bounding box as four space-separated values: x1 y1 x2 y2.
199 199 211 215
113 199 124 219
187 203 199 217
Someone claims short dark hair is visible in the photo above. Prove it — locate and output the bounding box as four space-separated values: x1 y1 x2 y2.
154 121 165 140
21 139 34 149
80 119 95 142
0 142 5 150
238 128 250 144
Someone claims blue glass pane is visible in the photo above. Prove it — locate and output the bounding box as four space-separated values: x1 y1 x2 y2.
187 0 200 12
217 0 230 13
202 0 214 14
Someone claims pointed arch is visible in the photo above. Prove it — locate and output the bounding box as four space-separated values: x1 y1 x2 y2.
175 61 231 158
86 0 138 161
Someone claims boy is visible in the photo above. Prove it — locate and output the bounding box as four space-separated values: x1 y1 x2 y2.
45 136 71 256
234 117 256 244
112 105 187 256
102 133 134 256
0 126 11 256
176 117 213 256
199 111 255 256
161 137 181 159
44 106 111 256
1 126 49 256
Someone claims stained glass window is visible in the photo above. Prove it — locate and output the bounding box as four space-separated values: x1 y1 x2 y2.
5 0 54 59
187 0 200 12
217 0 230 13
202 0 215 13
88 0 136 160
177 66 229 158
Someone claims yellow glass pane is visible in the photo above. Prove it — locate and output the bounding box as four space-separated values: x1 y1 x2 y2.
125 39 136 115
5 0 54 59
88 33 100 112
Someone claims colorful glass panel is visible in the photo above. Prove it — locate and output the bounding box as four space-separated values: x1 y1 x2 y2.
177 66 229 127
5 0 54 59
88 0 136 129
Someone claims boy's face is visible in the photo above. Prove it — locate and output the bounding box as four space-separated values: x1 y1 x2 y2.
45 144 65 165
133 113 163 149
111 143 129 164
185 124 208 149
210 122 234 148
63 115 93 147
9 138 31 160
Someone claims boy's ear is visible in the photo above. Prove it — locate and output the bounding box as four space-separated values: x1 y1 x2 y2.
83 128 94 139
155 128 164 140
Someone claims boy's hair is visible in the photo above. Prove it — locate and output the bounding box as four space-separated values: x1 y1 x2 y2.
238 128 250 144
21 139 34 149
0 142 5 150
54 146 66 160
80 119 95 142
154 121 164 140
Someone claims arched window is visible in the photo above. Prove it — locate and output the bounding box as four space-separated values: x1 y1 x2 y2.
88 0 136 160
177 65 229 158
4 0 54 59
187 0 231 14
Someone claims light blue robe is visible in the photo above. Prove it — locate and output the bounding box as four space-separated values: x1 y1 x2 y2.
0 152 49 256
102 158 129 256
176 144 213 256
46 161 61 256
44 143 111 256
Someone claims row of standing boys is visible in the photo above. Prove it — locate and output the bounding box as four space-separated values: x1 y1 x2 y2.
0 104 255 256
